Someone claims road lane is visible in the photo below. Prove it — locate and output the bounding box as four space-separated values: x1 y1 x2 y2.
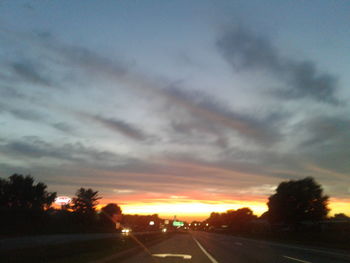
191 231 350 263
121 232 214 263
0 231 164 251
90 231 350 263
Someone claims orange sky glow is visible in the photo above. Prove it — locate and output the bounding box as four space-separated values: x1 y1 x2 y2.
96 195 350 222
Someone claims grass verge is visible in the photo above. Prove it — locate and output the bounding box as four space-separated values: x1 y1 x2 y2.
0 232 173 263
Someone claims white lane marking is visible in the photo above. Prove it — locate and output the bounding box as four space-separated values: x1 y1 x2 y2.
152 253 192 259
234 242 243 246
193 237 219 263
229 235 349 259
283 255 312 263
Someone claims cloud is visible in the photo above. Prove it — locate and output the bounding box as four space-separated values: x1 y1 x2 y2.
217 26 341 105
10 61 53 87
295 115 350 174
85 114 148 141
0 85 26 100
1 27 349 202
0 29 128 92
162 87 287 146
0 102 75 134
1 29 286 147
299 116 350 147
113 189 135 194
51 122 74 133
0 103 44 122
41 40 128 82
0 136 124 165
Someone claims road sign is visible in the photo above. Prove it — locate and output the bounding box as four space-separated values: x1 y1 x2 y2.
54 196 71 206
173 221 184 227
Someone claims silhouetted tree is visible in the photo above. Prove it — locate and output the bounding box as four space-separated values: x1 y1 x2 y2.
332 213 350 220
99 203 122 231
207 212 222 228
0 174 56 234
259 211 269 220
71 188 101 227
71 188 101 215
225 208 257 232
267 177 329 226
0 174 56 210
206 208 257 233
101 203 122 216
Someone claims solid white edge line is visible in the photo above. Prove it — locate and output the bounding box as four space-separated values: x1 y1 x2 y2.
193 237 219 263
283 255 312 263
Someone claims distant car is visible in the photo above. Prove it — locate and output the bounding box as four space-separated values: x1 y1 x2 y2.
121 228 132 234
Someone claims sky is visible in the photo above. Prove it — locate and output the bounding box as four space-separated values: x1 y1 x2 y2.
0 1 350 221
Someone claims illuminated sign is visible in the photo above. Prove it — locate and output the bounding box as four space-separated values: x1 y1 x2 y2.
173 221 184 227
55 196 72 205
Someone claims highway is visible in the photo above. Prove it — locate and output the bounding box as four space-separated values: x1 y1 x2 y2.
121 231 350 263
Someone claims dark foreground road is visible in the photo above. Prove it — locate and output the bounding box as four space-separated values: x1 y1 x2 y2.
121 231 350 263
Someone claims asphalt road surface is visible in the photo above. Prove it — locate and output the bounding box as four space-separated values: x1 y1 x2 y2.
121 231 350 263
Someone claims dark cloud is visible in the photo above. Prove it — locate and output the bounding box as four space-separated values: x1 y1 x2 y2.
10 61 52 87
55 45 127 78
299 116 350 147
51 122 74 133
217 27 341 105
163 87 287 146
2 29 286 147
0 103 75 134
0 136 123 164
1 30 128 92
55 157 278 193
295 115 350 174
0 103 44 122
29 32 128 80
0 86 26 100
0 137 69 160
9 108 44 122
85 115 148 141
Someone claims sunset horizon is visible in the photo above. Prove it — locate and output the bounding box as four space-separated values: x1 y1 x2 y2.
49 185 350 222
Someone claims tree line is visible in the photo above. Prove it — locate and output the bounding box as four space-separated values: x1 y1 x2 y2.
202 177 349 235
0 174 183 235
0 174 122 235
1 174 349 236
